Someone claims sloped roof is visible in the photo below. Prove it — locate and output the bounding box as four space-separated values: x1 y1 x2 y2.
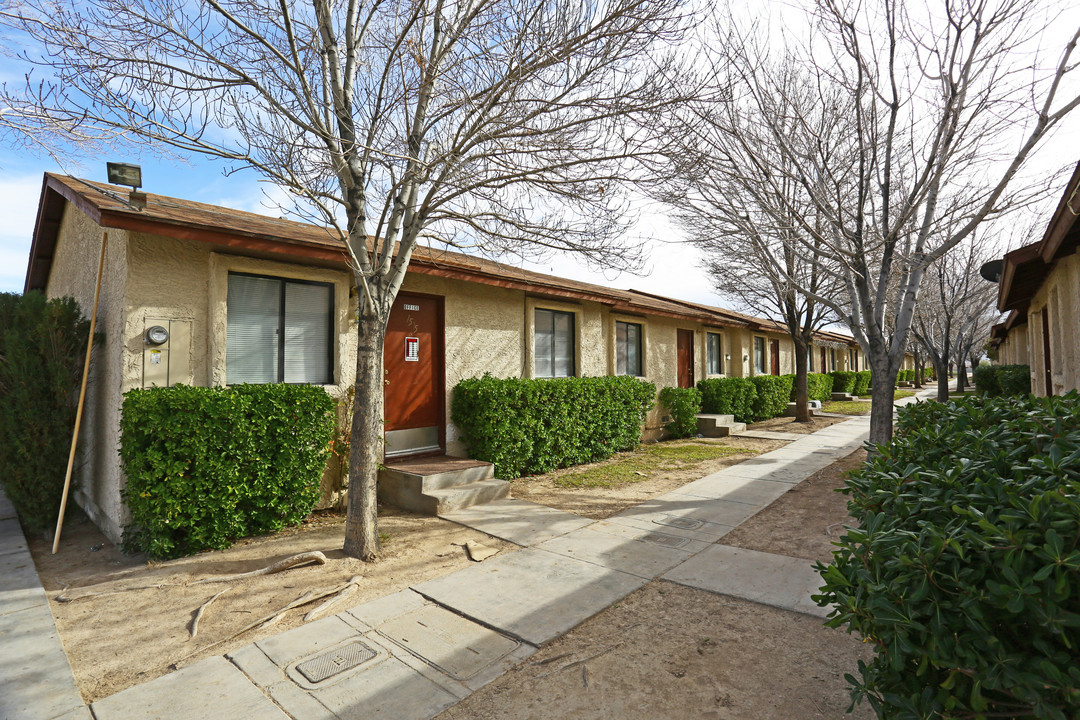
998 161 1080 313
25 173 860 344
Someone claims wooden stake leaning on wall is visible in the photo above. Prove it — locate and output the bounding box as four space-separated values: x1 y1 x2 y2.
52 232 107 554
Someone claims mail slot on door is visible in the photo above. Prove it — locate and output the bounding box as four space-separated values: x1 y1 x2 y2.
405 336 420 361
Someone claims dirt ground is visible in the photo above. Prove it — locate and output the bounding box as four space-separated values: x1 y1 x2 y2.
28 507 517 703
28 417 868 713
722 448 868 564
437 447 875 720
510 416 846 520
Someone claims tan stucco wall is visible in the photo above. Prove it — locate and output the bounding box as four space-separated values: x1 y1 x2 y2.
999 326 1029 366
45 207 130 543
1026 251 1080 396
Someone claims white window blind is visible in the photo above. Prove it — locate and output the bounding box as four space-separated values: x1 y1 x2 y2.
227 274 281 384
535 309 575 378
226 273 333 385
284 282 332 383
616 321 642 376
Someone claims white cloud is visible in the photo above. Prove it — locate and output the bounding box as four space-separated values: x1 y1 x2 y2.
0 174 46 294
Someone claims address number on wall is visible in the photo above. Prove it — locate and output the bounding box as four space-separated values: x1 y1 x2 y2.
404 303 420 311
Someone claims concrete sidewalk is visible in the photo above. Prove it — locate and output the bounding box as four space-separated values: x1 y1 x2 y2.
0 488 91 720
3 416 873 720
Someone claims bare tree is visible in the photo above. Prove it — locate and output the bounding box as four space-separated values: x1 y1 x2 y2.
8 0 694 559
911 236 1001 401
686 0 1080 445
654 61 842 421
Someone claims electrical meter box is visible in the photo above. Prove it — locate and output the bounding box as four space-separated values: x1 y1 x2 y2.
142 318 191 388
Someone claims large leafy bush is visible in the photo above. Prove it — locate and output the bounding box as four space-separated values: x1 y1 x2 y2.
451 374 655 478
830 370 857 394
0 292 91 533
816 394 1080 719
120 384 335 558
974 364 1032 397
697 377 756 423
750 374 794 421
804 373 834 403
659 386 702 438
853 370 872 396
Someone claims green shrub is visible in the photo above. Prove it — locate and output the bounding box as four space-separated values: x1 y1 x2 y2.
451 374 656 478
852 370 872 395
923 367 934 380
896 369 912 384
750 375 794 421
659 387 702 438
120 384 335 559
973 364 1031 397
803 373 834 402
696 377 756 423
0 292 91 533
972 363 999 395
829 370 857 394
816 394 1080 719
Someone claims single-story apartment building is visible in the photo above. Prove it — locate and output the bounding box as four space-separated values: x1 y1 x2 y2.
992 161 1080 396
25 173 869 543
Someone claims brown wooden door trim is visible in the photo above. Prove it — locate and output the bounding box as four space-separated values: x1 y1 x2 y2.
677 329 695 389
384 291 446 452
1042 306 1052 396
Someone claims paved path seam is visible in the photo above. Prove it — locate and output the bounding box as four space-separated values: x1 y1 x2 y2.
8 413 889 720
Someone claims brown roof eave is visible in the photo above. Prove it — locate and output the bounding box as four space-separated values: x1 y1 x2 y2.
997 243 1043 312
1039 162 1080 264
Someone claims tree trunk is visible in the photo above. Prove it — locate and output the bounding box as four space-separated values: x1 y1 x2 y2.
867 354 899 448
933 357 950 402
913 351 923 388
343 312 387 562
957 359 968 392
793 336 811 422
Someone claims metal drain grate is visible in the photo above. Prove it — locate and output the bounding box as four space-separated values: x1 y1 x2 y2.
653 516 704 530
640 532 691 549
296 641 378 684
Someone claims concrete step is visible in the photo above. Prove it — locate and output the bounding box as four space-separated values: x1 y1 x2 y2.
830 392 857 401
783 401 820 417
696 414 745 437
426 479 512 515
380 461 494 493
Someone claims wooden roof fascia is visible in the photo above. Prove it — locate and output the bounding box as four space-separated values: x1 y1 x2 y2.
1039 162 1080 264
98 210 350 265
997 243 1043 312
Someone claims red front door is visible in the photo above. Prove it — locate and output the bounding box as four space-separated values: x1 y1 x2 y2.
384 293 444 457
677 329 694 388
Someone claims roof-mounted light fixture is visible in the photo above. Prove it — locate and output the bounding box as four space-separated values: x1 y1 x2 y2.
106 162 146 210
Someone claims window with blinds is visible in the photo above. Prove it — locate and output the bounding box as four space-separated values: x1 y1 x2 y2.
706 332 722 375
616 321 643 376
534 308 575 378
226 273 333 384
754 336 766 374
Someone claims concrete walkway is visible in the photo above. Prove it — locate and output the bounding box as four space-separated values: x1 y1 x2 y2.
0 488 91 720
3 414 884 720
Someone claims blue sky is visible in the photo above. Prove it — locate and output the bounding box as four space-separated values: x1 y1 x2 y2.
0 147 716 303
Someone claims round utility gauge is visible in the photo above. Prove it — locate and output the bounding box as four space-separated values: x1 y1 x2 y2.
145 325 170 346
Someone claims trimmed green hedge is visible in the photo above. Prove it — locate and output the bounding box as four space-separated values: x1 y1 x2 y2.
697 377 756 423
120 384 335 559
804 372 834 402
853 370 872 395
0 292 91 533
750 375 793 421
659 387 702 438
829 370 857 393
974 363 1032 397
816 394 1080 719
451 374 656 478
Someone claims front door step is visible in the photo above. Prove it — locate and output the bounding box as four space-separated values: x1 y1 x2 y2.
378 456 509 515
696 413 747 437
